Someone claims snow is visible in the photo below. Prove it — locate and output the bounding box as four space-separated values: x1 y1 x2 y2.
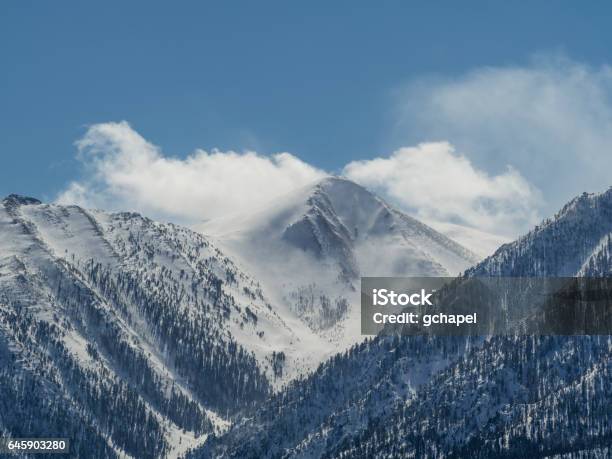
4 185 612 458
0 196 289 453
423 220 511 260
20 205 118 267
196 177 480 362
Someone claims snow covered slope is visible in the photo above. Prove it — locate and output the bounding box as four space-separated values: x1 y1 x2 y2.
0 194 333 458
196 187 612 459
467 188 612 277
201 177 478 278
0 184 479 458
198 177 479 347
425 220 510 259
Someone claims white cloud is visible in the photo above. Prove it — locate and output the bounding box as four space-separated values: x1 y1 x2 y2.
58 122 538 238
57 121 327 222
343 142 540 237
390 54 612 222
52 55 612 240
58 122 541 237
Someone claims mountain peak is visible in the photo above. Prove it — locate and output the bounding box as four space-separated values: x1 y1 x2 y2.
553 187 612 221
315 175 361 187
468 185 612 277
313 176 377 198
200 174 478 279
2 194 42 207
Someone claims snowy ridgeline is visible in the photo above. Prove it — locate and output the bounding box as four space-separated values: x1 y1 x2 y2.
0 195 314 458
198 177 480 343
194 187 612 459
3 181 612 458
0 178 482 458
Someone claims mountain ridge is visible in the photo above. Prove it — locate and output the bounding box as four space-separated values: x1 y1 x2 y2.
0 195 310 457
194 186 612 459
199 176 479 278
197 176 479 350
0 185 479 457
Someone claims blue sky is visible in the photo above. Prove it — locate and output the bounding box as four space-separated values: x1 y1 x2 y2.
3 2 612 236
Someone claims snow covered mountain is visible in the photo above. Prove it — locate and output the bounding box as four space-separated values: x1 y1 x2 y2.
467 188 612 277
200 177 478 278
195 187 612 459
0 184 477 458
10 184 611 459
0 180 482 458
198 177 479 346
0 194 339 457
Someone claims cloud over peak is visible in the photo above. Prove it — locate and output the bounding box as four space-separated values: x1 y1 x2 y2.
58 121 328 222
54 55 612 243
343 142 540 236
58 122 538 238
